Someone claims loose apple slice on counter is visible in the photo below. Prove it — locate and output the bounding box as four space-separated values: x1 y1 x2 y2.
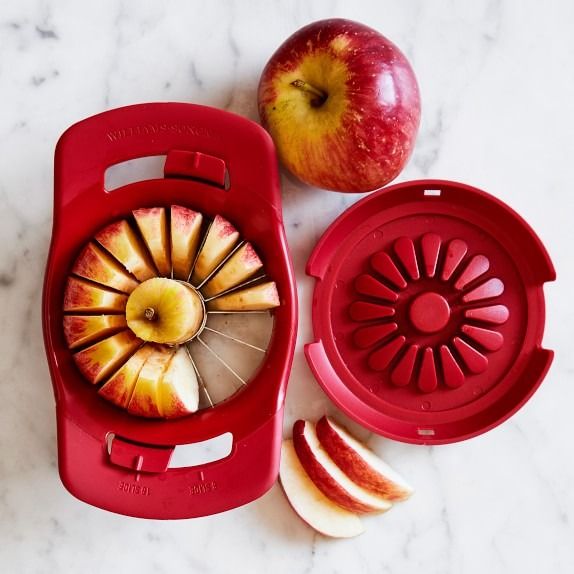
158 346 199 418
191 215 239 285
63 314 127 349
201 242 263 298
98 344 155 408
72 330 142 385
63 276 128 313
316 416 413 501
95 219 157 281
292 420 393 513
71 242 139 293
280 440 364 538
170 205 203 280
206 281 280 311
133 207 171 276
128 346 174 418
126 278 204 344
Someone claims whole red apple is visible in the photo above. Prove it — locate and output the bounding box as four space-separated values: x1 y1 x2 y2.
258 19 421 193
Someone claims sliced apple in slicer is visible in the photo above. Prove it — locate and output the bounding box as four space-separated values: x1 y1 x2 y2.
206 281 280 311
191 215 240 285
292 420 393 513
280 440 365 539
95 219 157 281
63 314 127 349
202 242 264 298
133 207 171 276
72 330 142 385
316 416 413 502
128 346 174 418
170 205 203 280
71 242 139 293
157 346 200 418
63 276 128 313
98 344 155 408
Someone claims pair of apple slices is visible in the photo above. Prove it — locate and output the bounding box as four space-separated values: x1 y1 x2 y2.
280 417 413 538
62 205 280 418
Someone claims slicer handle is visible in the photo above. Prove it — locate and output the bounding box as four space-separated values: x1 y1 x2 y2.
54 102 281 213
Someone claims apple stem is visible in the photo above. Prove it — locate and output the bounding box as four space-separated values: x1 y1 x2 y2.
290 79 327 106
144 307 156 321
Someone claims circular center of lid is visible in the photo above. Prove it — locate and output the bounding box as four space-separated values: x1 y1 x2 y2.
409 292 450 334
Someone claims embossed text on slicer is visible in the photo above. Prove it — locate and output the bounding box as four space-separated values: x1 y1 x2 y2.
106 123 221 142
118 480 151 496
188 480 217 496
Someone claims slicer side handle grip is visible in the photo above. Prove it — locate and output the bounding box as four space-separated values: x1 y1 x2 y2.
54 102 281 213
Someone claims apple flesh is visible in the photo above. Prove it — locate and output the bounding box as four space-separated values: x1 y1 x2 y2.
206 281 279 311
170 205 203 281
316 416 413 501
292 420 392 513
98 344 155 408
133 207 171 276
258 18 420 192
191 215 239 285
128 346 174 418
72 330 142 384
95 219 157 282
63 276 128 313
157 346 199 418
202 242 263 298
63 314 127 349
71 242 139 293
280 440 365 538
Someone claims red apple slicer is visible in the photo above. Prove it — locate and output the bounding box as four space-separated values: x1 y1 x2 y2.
42 103 297 518
306 180 554 445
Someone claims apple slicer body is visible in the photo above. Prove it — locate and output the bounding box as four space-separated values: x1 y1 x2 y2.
306 180 555 445
42 103 297 518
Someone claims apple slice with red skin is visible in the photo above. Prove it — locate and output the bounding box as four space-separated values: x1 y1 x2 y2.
316 416 413 502
292 420 392 513
280 440 364 538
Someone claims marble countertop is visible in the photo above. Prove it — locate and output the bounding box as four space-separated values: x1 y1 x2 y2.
1 0 573 572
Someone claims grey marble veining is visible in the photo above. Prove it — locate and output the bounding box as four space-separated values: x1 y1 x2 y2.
1 0 573 573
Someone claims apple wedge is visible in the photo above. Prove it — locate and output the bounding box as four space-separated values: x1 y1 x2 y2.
201 242 263 298
206 281 280 311
98 344 155 408
133 207 171 276
63 276 128 313
316 416 413 501
158 347 199 418
292 420 393 513
280 439 364 538
72 330 142 384
191 215 239 285
127 347 174 418
63 314 127 349
170 205 203 280
95 219 157 281
72 242 139 293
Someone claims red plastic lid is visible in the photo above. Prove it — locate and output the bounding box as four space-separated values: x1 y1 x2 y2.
306 180 555 444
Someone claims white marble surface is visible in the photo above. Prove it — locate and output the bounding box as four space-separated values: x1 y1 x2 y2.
1 0 573 572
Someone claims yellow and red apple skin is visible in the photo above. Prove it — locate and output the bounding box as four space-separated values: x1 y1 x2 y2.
316 416 413 502
258 18 421 192
63 276 128 313
170 205 203 280
72 330 142 385
206 281 280 311
71 242 139 293
133 207 171 276
98 344 155 408
95 219 157 282
292 420 383 514
63 314 127 349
